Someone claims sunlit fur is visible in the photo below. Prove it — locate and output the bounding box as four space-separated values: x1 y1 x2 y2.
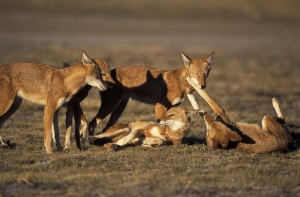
89 52 214 134
91 106 196 150
0 52 107 154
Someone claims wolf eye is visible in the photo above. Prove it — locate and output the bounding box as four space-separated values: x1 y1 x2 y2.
169 114 175 117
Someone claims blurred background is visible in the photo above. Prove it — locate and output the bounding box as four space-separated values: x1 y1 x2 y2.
0 0 299 133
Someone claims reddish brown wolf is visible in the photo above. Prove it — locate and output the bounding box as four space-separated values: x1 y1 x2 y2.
0 52 107 153
187 77 293 153
91 106 197 150
89 52 214 134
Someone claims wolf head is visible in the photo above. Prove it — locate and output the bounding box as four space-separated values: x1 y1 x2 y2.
158 106 196 131
94 59 116 89
199 109 242 149
80 51 108 91
182 52 214 90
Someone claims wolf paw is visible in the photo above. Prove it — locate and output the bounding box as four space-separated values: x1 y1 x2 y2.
104 143 121 151
0 140 13 149
110 144 121 151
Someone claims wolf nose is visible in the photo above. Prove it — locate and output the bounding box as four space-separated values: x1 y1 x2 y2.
200 85 206 89
156 119 161 123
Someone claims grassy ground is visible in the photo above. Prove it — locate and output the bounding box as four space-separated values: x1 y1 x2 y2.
1 1 300 196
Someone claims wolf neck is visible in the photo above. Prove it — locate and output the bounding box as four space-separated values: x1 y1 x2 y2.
60 63 87 95
174 66 194 93
166 121 191 139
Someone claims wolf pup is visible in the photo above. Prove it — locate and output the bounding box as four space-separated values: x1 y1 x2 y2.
91 106 197 150
89 52 214 134
0 52 107 154
186 77 293 153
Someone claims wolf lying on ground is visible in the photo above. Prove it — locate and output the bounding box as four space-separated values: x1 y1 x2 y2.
90 106 197 150
89 52 214 134
186 77 293 153
0 52 107 153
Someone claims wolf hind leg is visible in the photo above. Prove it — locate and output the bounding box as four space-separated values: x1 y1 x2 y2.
272 98 284 120
0 97 22 147
142 137 164 147
0 97 22 127
261 98 287 136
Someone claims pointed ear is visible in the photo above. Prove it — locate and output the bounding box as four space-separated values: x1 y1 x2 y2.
227 130 242 142
81 51 93 66
204 52 214 65
181 52 192 67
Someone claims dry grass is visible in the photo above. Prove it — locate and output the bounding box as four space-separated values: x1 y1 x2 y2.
1 1 300 196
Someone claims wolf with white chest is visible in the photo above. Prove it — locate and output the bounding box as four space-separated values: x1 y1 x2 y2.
0 52 107 153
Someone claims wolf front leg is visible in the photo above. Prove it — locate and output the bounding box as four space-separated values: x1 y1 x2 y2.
142 137 165 147
186 93 199 110
44 105 54 154
44 104 62 154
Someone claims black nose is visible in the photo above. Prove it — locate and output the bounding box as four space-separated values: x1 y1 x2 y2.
156 119 161 123
201 85 206 89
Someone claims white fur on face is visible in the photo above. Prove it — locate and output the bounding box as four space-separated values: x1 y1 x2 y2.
86 77 107 91
166 119 186 131
159 120 166 125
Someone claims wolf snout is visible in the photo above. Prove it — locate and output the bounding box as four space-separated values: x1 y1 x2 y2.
157 119 167 125
200 85 206 89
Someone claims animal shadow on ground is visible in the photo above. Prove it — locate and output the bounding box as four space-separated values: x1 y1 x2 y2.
287 123 300 151
182 136 206 145
92 125 300 151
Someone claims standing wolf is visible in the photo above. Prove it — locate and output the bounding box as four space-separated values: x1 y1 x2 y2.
0 52 107 153
89 52 214 134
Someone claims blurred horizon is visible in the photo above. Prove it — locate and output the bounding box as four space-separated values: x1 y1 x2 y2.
1 0 299 22
0 0 299 70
